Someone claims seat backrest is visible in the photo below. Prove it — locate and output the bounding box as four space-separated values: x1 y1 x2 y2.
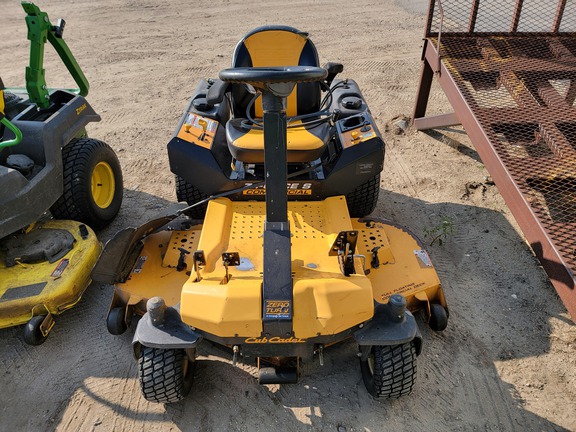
231 26 321 118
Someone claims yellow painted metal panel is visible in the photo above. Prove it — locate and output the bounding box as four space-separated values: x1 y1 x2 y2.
351 219 446 310
0 220 101 328
180 197 375 338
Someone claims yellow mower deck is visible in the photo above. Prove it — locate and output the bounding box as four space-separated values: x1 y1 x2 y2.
0 220 101 328
113 197 445 334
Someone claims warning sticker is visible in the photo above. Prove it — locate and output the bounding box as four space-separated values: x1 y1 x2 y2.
133 256 148 274
414 249 432 268
51 259 69 278
184 113 217 133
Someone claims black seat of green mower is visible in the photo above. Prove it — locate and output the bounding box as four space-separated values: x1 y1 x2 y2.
225 26 330 163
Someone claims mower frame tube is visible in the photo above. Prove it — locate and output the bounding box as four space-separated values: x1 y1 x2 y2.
261 91 293 337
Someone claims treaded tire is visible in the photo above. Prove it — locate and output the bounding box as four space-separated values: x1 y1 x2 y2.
345 174 380 217
138 346 194 403
175 175 209 220
50 138 123 230
360 342 417 399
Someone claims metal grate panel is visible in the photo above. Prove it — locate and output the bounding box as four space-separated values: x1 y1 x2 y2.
414 0 576 319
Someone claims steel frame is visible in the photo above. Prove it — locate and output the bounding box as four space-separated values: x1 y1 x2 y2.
413 0 576 320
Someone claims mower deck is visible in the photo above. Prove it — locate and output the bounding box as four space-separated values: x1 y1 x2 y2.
115 197 445 339
0 220 101 328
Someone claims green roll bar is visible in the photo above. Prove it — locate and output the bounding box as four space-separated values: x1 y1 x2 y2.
21 2 89 109
0 115 23 149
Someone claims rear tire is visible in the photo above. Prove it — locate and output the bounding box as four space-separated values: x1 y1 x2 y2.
175 175 209 220
345 174 380 217
51 138 123 230
138 346 194 403
360 342 417 399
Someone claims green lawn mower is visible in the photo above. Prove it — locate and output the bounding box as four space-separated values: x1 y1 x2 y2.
0 2 123 345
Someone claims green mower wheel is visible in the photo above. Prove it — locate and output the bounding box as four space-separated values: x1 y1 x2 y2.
138 346 195 403
23 315 50 346
51 138 123 230
345 174 380 217
175 175 209 220
360 342 417 399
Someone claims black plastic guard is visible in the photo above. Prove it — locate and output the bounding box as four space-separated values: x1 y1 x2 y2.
133 307 202 351
91 214 177 284
354 304 423 356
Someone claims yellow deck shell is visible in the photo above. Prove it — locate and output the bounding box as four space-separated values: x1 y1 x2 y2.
0 220 101 328
114 197 445 340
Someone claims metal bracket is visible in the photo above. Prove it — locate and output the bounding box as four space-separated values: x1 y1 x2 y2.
193 250 206 281
222 252 240 283
329 231 358 276
177 247 190 272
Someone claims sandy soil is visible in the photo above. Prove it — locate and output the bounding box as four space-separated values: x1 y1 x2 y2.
1 0 575 431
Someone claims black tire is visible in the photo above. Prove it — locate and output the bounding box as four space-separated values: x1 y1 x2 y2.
345 174 380 217
428 303 448 332
138 346 195 403
107 306 128 335
175 175 209 220
360 342 417 399
23 315 50 346
50 138 123 230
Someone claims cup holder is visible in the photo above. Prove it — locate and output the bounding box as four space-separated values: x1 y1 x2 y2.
341 114 366 131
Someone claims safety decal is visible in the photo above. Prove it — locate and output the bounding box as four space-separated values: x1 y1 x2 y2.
185 113 217 133
51 259 69 278
133 256 148 274
414 249 432 268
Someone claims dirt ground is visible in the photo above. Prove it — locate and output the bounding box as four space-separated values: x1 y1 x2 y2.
1 0 575 431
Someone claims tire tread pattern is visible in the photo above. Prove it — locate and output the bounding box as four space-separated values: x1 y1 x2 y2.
370 342 417 399
138 346 191 403
50 137 122 229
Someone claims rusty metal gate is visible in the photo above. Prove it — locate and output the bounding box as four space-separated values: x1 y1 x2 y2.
413 0 576 319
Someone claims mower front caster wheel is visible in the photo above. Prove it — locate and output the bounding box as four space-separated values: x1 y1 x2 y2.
107 306 128 335
360 342 417 399
138 346 195 403
23 315 51 346
428 303 448 332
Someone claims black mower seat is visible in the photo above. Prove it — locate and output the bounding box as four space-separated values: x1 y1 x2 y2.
226 26 329 163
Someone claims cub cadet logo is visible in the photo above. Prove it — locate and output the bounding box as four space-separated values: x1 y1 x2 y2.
244 336 306 344
243 182 312 195
76 103 87 115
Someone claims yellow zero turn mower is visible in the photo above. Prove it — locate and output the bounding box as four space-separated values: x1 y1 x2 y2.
94 26 447 401
0 3 123 345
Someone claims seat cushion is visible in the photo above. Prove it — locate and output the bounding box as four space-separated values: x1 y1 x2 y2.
226 118 330 163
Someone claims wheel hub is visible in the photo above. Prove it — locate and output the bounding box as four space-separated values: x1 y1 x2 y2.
91 161 115 208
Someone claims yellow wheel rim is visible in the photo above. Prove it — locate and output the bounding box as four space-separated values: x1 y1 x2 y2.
91 162 115 208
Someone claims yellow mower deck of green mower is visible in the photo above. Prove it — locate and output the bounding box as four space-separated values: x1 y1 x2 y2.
0 3 122 345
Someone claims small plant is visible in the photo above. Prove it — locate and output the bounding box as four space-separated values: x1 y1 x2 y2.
424 216 455 246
